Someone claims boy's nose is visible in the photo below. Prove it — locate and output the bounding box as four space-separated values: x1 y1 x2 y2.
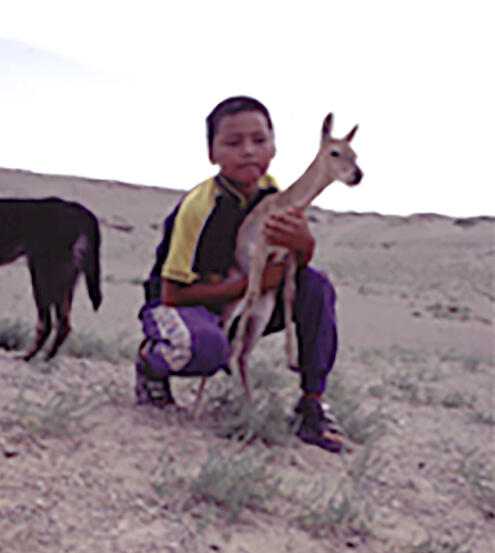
241 140 255 155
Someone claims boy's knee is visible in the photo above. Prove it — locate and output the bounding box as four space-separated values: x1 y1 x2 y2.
298 267 337 306
191 324 231 374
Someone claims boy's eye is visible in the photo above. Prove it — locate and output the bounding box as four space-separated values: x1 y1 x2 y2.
254 137 266 144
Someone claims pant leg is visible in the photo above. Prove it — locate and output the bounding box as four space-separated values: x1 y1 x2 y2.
140 302 231 378
177 306 231 377
265 266 338 395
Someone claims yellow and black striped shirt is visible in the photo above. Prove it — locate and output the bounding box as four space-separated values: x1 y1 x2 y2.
161 174 279 284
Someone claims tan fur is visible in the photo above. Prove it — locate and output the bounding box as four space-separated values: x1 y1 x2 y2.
223 113 363 396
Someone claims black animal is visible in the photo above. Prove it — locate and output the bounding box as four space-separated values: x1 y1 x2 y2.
0 197 102 360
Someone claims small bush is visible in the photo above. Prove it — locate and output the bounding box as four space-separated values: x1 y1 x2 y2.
325 376 386 444
295 439 385 538
0 318 31 352
441 391 476 409
190 441 281 521
152 438 282 523
15 381 105 438
410 532 474 553
215 394 294 446
63 330 137 362
458 450 495 519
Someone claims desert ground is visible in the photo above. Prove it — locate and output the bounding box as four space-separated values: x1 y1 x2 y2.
0 167 494 553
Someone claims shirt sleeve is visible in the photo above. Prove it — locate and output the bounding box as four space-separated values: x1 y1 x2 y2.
161 179 216 284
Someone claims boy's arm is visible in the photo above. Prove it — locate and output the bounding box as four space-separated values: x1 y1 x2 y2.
162 274 247 312
263 209 315 266
162 261 286 311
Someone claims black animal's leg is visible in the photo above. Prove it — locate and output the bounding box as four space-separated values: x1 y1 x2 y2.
23 305 52 361
23 259 53 360
46 276 75 360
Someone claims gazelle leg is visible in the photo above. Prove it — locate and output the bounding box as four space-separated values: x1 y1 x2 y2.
229 247 266 374
236 292 276 397
283 253 298 370
238 355 250 398
192 377 208 417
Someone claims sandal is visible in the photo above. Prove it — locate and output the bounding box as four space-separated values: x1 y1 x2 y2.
135 340 175 407
293 396 346 453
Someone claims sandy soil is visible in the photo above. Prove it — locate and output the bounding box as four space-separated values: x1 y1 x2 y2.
1 167 494 552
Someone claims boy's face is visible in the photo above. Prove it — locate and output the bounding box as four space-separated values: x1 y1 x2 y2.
209 111 275 186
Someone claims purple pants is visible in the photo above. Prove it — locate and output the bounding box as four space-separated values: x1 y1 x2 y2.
139 267 338 395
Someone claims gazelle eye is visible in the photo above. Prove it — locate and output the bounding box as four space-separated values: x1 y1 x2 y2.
330 150 340 157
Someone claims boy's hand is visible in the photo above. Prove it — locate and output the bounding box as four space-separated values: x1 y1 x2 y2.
263 209 315 265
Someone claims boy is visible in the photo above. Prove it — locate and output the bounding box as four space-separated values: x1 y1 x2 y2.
136 96 345 452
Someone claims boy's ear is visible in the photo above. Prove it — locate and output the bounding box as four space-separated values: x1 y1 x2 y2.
269 141 276 160
208 147 216 164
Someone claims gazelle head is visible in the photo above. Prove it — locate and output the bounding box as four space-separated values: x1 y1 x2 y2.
319 113 363 186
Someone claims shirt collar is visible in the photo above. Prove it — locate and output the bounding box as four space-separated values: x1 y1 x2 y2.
215 173 277 210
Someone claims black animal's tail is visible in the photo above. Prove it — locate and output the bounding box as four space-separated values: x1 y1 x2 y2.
83 212 102 310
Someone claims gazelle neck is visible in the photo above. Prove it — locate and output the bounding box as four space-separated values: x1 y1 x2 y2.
277 156 336 211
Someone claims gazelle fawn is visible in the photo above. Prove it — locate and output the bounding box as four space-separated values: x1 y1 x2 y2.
224 113 363 396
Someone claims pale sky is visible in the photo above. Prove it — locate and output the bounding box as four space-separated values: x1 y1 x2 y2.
1 0 493 217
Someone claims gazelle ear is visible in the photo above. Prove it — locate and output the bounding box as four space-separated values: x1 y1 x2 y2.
321 113 333 143
344 124 359 142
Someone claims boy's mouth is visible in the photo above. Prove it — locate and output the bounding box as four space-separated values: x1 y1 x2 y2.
238 162 260 170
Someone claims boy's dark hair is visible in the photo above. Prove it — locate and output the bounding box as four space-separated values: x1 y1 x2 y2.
206 96 273 148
